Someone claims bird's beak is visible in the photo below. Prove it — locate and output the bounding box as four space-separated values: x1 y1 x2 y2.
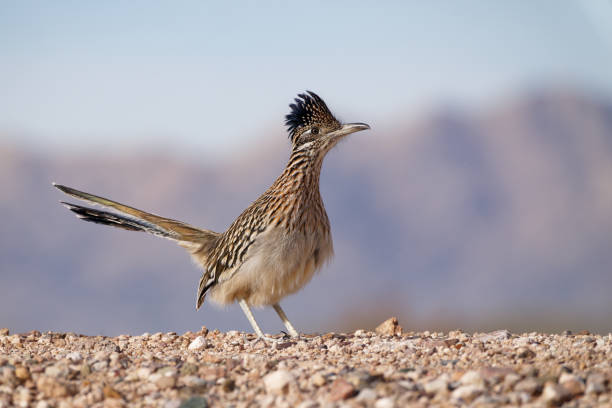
328 122 371 139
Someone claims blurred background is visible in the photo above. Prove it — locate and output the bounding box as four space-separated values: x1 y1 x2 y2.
2 1 612 336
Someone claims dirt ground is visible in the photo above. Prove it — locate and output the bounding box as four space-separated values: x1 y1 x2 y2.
1 319 611 407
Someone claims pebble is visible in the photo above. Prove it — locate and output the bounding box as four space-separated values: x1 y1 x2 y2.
14 366 30 381
356 387 377 403
44 365 62 378
375 317 402 336
540 382 571 405
374 397 395 408
296 400 318 408
475 329 511 342
36 376 70 398
459 370 485 387
178 396 208 408
263 370 294 395
311 373 326 387
103 385 122 399
66 352 83 363
187 336 208 350
328 378 356 401
586 373 607 395
559 373 585 396
423 373 449 395
451 384 485 403
516 378 544 397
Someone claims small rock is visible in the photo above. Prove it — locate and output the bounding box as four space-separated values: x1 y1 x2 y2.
136 367 152 379
12 386 31 407
178 396 208 408
514 378 542 396
459 370 485 387
103 385 122 399
346 370 374 388
559 373 585 396
375 317 402 336
296 401 318 408
0 328 8 336
1 366 17 385
356 388 377 403
329 378 356 401
517 347 536 359
44 365 62 377
14 366 30 381
80 363 91 377
475 329 511 342
91 360 108 371
188 336 208 350
36 376 70 398
311 373 326 387
540 382 571 405
423 373 450 395
452 384 485 403
586 373 607 395
503 373 522 390
221 378 235 392
66 352 83 363
479 366 515 385
150 370 178 390
263 370 294 395
374 397 395 408
398 380 418 391
180 363 198 376
163 400 181 408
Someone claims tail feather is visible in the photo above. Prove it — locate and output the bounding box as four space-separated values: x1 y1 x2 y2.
53 182 220 308
61 201 175 237
53 183 218 244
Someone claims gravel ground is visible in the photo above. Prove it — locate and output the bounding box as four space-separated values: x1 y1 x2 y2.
1 319 611 407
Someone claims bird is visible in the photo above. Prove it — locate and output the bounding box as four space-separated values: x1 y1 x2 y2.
53 91 370 338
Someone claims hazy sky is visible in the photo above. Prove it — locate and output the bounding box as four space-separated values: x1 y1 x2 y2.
2 1 612 156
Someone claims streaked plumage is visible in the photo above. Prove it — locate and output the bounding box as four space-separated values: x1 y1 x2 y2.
53 91 370 338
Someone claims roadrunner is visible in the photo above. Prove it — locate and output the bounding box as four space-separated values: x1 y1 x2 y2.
53 91 370 338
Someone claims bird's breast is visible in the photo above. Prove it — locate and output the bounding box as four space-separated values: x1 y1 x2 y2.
209 222 333 306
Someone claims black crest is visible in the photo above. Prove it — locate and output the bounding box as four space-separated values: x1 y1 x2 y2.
285 91 336 142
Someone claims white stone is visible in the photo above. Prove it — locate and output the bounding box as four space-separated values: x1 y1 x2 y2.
356 388 377 403
66 352 83 363
188 336 208 350
452 384 485 403
44 366 62 377
181 376 207 388
296 401 318 408
136 367 152 380
423 373 449 395
375 397 395 408
460 370 485 386
263 370 294 395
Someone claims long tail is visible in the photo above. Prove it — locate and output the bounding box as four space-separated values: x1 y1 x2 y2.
53 183 219 246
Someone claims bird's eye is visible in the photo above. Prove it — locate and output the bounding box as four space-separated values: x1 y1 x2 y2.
311 127 319 135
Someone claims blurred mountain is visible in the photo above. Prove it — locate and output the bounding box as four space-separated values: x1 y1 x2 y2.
1 88 612 335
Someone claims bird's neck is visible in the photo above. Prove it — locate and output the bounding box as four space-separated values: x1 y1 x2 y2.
280 150 325 192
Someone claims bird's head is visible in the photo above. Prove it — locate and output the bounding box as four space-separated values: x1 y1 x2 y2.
285 91 370 154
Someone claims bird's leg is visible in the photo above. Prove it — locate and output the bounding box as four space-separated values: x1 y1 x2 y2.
238 299 266 339
273 303 299 338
